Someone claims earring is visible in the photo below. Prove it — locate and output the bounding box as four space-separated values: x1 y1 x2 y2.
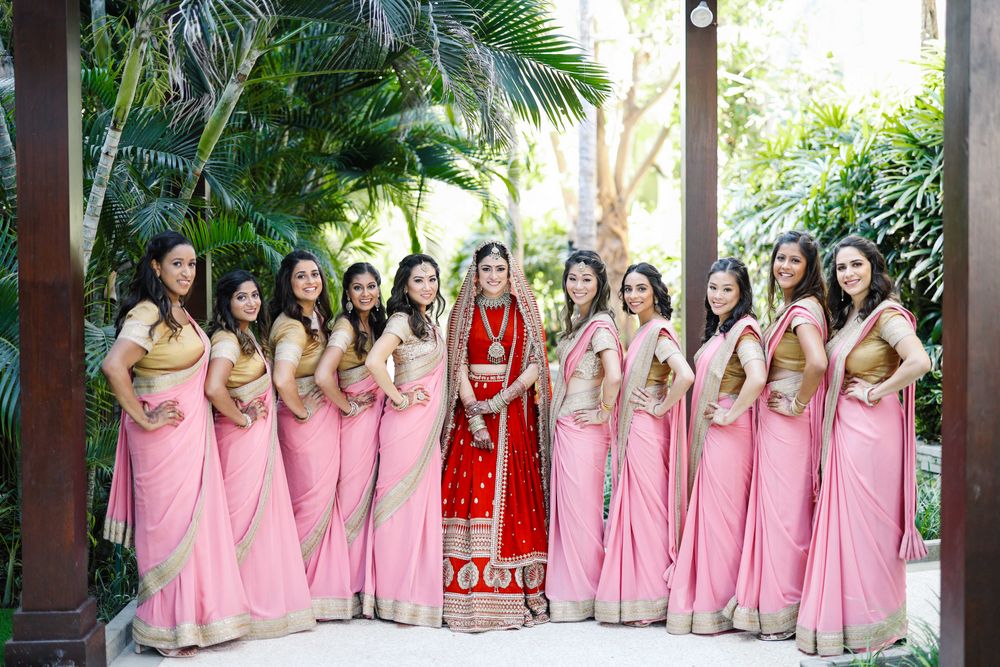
346 301 354 313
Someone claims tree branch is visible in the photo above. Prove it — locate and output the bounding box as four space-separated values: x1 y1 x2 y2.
625 122 673 202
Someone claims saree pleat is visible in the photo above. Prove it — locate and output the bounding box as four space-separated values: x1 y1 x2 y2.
363 355 446 627
215 374 315 639
338 375 384 598
277 377 355 620
104 320 250 650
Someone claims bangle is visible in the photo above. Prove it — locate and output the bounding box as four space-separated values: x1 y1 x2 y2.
342 401 360 418
863 386 880 407
468 415 486 433
392 394 410 411
487 395 505 414
600 399 613 413
240 412 253 429
294 409 309 423
792 396 808 414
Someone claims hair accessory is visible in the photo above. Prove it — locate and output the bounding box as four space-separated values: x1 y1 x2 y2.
573 261 589 274
489 244 502 259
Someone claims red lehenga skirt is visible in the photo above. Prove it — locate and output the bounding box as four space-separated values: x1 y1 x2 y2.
442 371 549 632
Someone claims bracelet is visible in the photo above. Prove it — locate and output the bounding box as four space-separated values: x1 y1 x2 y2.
467 415 487 433
792 396 808 415
862 386 880 407
600 399 614 413
240 412 253 429
342 401 360 418
392 394 410 411
294 409 310 423
487 395 505 414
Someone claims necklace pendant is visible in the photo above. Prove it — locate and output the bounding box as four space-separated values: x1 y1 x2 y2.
488 341 506 364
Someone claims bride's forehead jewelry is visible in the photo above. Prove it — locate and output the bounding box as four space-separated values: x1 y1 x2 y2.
489 244 502 259
573 261 590 274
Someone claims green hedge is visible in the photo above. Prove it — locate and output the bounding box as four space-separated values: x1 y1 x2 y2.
724 48 944 441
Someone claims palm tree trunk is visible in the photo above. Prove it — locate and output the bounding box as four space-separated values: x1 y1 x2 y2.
576 0 597 251
0 102 15 214
178 37 265 205
82 0 157 270
921 0 939 44
90 0 112 66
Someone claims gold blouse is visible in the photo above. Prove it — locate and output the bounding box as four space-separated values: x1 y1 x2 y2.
326 317 370 371
269 313 326 378
719 333 765 396
770 314 814 375
845 311 913 384
647 335 682 387
383 313 442 385
210 330 266 389
563 327 618 380
118 300 204 377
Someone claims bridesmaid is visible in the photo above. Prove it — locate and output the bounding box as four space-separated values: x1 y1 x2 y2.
363 254 448 627
595 263 694 626
547 250 623 623
726 232 828 640
102 231 249 656
269 250 354 619
666 257 766 636
796 235 930 656
315 263 386 604
204 270 316 639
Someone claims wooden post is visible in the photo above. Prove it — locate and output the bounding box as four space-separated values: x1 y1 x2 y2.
5 2 106 664
681 0 718 359
941 0 1000 663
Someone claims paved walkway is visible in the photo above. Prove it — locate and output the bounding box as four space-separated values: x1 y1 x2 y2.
113 563 939 667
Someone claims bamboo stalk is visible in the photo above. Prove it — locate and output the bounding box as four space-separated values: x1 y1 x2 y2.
82 0 157 271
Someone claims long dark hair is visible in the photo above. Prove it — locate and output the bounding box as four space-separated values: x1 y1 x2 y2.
115 230 194 339
827 235 897 331
702 257 756 343
336 262 386 357
619 262 673 319
209 270 269 356
559 249 612 339
386 254 446 339
268 250 332 340
767 230 829 326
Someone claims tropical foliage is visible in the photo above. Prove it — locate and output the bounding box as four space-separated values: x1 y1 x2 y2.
723 47 944 441
0 1 610 619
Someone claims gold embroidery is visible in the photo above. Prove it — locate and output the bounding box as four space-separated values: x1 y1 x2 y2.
665 608 733 635
796 604 907 656
227 372 271 404
312 595 361 620
367 596 443 627
594 598 668 624
549 599 595 622
300 494 337 563
338 364 370 388
133 612 251 650
725 596 800 635
343 464 378 545
245 608 316 640
235 411 277 565
132 354 205 395
443 590 550 632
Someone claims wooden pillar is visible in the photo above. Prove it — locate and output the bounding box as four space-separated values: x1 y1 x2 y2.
941 0 1000 664
5 2 106 664
681 0 718 359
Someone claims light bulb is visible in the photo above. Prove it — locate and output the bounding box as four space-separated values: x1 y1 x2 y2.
690 1 714 28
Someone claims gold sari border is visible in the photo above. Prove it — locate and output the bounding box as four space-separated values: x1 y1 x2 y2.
723 596 800 634
137 411 213 604
133 612 251 650
300 494 337 563
548 599 595 623
367 596 443 628
228 372 271 404
312 594 361 621
295 375 318 396
393 337 444 386
245 607 316 640
338 364 370 388
373 357 447 529
132 355 206 396
594 598 668 624
796 604 907 656
235 415 278 565
102 518 133 549
344 466 378 545
665 608 733 635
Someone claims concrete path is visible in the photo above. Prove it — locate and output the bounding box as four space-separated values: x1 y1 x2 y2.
113 563 939 667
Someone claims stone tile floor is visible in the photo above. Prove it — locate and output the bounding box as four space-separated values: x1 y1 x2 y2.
112 563 939 667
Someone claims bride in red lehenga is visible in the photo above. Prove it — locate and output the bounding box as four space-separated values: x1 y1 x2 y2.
441 241 552 632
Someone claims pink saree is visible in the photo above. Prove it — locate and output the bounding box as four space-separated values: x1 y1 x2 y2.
337 371 384 598
215 358 315 639
277 378 355 620
596 320 688 624
667 316 762 635
104 320 250 650
362 333 446 627
547 314 622 622
796 302 924 656
727 299 827 634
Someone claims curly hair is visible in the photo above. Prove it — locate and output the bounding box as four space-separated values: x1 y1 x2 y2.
268 250 333 340
767 230 829 328
335 262 386 357
208 270 269 357
827 235 897 332
559 249 613 339
386 254 446 339
115 231 194 340
702 257 756 343
620 262 673 319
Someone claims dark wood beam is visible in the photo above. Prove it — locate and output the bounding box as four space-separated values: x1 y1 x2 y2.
941 0 1000 664
681 0 718 360
5 1 106 664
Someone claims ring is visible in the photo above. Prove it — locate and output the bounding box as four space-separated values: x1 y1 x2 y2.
416 391 426 401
